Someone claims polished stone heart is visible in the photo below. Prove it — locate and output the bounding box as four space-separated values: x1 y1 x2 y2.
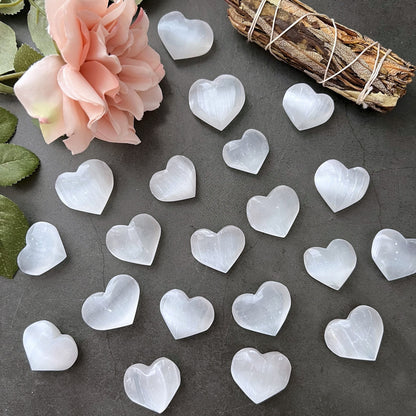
190 225 245 273
106 214 161 266
232 281 291 336
55 159 113 215
158 11 213 60
371 229 416 281
304 239 357 290
231 347 291 404
314 159 370 212
189 74 245 131
149 155 196 202
124 357 181 414
325 305 383 361
282 83 334 130
246 185 300 237
223 129 269 174
82 274 140 330
23 320 78 371
160 289 214 339
17 222 66 276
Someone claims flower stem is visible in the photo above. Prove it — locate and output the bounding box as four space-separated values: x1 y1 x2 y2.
28 0 46 16
0 72 25 82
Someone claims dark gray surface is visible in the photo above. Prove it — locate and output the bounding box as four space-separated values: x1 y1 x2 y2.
1 0 415 415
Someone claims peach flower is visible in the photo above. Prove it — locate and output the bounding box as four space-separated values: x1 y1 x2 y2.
15 0 164 154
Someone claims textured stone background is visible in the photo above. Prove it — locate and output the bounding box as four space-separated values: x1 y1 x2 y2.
0 0 415 415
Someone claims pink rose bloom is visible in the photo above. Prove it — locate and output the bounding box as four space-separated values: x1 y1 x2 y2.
15 0 164 154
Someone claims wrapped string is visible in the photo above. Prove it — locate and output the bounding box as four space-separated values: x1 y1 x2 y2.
248 0 391 107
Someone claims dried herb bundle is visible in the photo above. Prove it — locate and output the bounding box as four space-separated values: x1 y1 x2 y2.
225 0 415 112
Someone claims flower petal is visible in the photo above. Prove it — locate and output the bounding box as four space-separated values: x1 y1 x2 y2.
14 55 66 144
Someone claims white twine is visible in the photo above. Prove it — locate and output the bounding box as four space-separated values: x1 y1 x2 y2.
247 0 392 107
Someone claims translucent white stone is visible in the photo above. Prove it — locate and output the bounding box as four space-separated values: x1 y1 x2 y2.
106 214 161 266
160 289 214 340
246 185 300 237
282 83 334 131
231 347 291 404
371 229 416 281
222 129 269 174
17 222 66 276
158 11 213 60
189 74 245 131
149 155 196 202
325 305 383 361
190 225 245 273
55 159 114 215
314 159 370 212
124 357 181 414
81 274 140 331
23 320 78 371
232 281 291 336
304 239 357 290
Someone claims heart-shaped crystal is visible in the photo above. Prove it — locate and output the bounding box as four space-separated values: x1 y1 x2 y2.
231 347 291 404
304 239 357 290
223 129 269 174
189 74 245 131
17 222 66 276
371 229 416 281
55 159 113 215
314 159 370 212
81 274 140 330
149 155 196 202
246 185 300 237
158 11 213 60
23 320 78 371
232 281 291 336
325 305 383 361
190 225 245 273
283 83 334 130
124 357 181 414
106 214 161 266
160 289 214 339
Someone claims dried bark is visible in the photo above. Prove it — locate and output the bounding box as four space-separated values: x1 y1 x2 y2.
225 0 415 111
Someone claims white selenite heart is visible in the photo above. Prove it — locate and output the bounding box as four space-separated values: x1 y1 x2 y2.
304 239 357 290
23 320 78 371
158 11 213 60
231 347 291 404
223 129 269 174
124 357 181 414
190 225 245 273
371 229 416 281
314 159 370 212
160 289 214 339
246 185 300 237
282 83 334 130
325 305 384 361
189 74 245 131
17 222 66 276
81 274 140 330
106 214 161 266
149 155 196 202
55 159 113 215
232 281 291 336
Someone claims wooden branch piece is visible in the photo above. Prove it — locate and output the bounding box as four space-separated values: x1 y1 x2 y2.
225 0 415 112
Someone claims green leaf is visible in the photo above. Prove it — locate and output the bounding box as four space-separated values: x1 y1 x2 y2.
0 21 17 75
0 194 28 278
14 44 44 73
0 144 40 186
0 0 25 15
27 2 57 56
0 107 18 143
135 0 143 4
0 83 15 95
